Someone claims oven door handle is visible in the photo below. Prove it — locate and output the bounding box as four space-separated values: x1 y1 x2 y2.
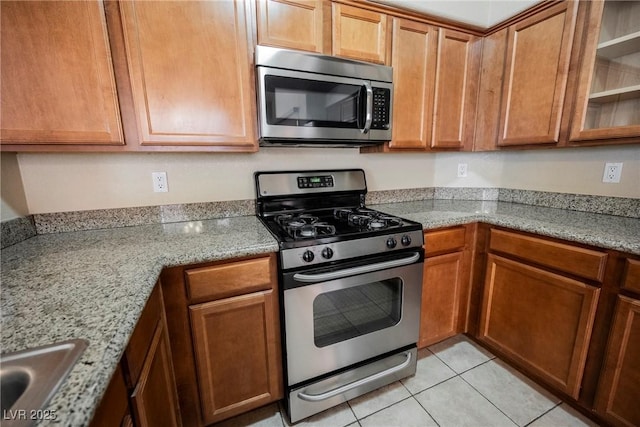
293 252 420 283
297 351 413 402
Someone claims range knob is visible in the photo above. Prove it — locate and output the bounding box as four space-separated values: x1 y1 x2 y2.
386 237 397 249
321 247 334 259
401 235 412 246
302 250 315 263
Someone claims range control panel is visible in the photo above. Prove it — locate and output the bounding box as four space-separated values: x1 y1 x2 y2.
297 175 334 189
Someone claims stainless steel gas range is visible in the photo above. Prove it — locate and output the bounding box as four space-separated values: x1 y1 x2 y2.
255 169 424 423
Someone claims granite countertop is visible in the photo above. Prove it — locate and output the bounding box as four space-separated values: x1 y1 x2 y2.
1 201 639 426
0 216 278 426
373 199 640 255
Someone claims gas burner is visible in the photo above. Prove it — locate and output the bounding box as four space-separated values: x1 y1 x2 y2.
276 213 319 228
369 220 386 229
291 222 336 239
333 208 403 230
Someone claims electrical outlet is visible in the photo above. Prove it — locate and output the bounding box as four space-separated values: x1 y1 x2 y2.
602 162 622 183
457 163 468 178
152 172 168 192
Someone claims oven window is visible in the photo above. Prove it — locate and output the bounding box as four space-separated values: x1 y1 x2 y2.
264 75 362 128
313 279 402 348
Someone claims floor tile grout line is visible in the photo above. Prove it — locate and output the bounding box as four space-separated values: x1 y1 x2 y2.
428 347 496 377
522 402 562 427
351 394 415 423
410 394 443 427
401 370 459 397
458 371 527 426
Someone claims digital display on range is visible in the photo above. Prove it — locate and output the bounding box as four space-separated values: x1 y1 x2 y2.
297 175 334 189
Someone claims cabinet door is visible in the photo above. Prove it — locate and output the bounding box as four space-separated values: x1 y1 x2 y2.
332 3 389 64
479 255 599 398
256 0 327 53
419 251 465 347
89 365 131 427
474 29 508 151
0 1 123 145
130 318 182 427
595 296 640 427
568 1 640 142
119 1 257 149
498 1 578 146
432 29 480 149
190 290 282 425
388 18 437 149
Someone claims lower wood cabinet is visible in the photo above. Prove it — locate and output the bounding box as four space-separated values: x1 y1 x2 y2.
419 225 473 347
479 254 599 398
190 290 282 425
595 295 640 427
90 284 181 427
89 365 132 427
162 253 282 426
129 317 182 427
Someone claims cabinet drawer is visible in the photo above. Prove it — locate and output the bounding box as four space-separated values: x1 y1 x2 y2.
622 259 640 294
185 256 273 303
424 227 466 256
124 285 162 387
489 229 607 282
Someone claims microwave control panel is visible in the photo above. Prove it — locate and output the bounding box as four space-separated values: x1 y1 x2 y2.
371 88 391 130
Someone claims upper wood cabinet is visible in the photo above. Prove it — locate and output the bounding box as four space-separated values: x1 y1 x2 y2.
387 18 479 151
118 0 257 150
388 18 437 149
474 29 508 151
498 1 578 147
0 1 123 146
566 0 640 143
432 29 480 149
332 3 390 64
256 0 328 53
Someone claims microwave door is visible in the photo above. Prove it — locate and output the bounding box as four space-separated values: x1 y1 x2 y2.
257 67 372 141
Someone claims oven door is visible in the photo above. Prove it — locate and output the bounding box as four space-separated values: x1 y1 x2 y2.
282 250 423 386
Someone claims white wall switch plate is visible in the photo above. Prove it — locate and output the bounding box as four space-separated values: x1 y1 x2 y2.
152 172 169 192
602 162 622 183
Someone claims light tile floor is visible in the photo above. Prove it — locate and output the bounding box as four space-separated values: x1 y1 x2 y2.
214 335 600 427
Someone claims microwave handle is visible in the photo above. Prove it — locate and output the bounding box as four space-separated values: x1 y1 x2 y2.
361 82 373 134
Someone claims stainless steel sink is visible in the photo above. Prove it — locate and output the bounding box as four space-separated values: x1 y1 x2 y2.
0 339 88 426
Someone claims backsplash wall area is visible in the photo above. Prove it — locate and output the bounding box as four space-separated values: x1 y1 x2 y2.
1 153 29 221
2 145 639 219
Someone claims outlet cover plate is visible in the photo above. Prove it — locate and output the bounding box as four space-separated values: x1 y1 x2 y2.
602 163 622 183
152 172 169 192
457 163 468 178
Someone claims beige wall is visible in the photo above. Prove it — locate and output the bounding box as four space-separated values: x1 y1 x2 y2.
13 145 640 214
1 153 30 221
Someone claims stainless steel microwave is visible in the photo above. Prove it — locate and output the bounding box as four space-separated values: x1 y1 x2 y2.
255 46 393 147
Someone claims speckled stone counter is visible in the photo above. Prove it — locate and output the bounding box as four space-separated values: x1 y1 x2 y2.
1 216 278 426
2 201 639 426
373 199 640 255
